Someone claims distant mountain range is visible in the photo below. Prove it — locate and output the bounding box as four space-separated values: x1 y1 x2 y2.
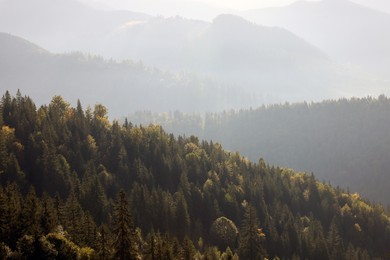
100 14 340 99
1 0 388 105
88 12 389 101
243 0 390 78
0 33 256 118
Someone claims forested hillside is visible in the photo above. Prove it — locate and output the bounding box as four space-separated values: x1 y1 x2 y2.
129 96 390 205
1 91 390 259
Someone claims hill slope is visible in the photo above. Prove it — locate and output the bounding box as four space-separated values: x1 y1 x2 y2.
1 92 390 258
128 96 390 205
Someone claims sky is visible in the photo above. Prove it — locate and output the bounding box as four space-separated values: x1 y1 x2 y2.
79 0 318 21
80 0 390 16
81 0 299 11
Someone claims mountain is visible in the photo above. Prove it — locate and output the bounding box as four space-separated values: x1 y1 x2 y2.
100 13 389 103
0 0 150 53
1 0 388 103
128 96 390 205
0 33 256 118
243 0 390 78
1 92 390 258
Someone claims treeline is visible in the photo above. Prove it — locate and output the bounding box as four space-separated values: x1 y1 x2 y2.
129 96 390 205
1 91 390 259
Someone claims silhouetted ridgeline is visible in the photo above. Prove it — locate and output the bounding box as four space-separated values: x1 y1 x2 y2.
1 91 390 258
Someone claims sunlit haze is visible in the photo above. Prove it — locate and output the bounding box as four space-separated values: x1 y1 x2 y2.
80 0 390 20
79 0 316 20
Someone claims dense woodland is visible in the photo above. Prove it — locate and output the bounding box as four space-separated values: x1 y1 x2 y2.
129 96 390 205
1 91 390 259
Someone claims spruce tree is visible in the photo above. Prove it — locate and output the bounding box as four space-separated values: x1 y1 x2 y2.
238 203 267 259
112 190 136 260
97 225 111 260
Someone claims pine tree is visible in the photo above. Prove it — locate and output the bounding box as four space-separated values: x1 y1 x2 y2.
97 225 111 260
112 190 137 260
4 183 23 247
238 202 267 259
327 218 344 260
180 236 196 260
0 187 8 242
175 192 191 239
64 191 84 245
40 193 58 234
20 187 42 236
145 233 157 260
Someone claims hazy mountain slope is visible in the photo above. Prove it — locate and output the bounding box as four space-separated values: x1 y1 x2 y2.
0 0 150 53
128 96 390 205
1 0 388 103
0 33 254 118
98 16 210 70
243 0 390 78
100 14 389 102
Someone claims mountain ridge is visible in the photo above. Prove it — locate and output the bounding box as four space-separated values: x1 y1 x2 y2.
242 0 390 78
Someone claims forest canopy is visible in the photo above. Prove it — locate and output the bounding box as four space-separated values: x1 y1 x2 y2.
128 95 390 205
1 91 390 259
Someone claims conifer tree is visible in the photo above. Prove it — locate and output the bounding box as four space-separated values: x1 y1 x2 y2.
20 187 42 236
175 192 191 239
327 218 344 260
40 193 58 234
0 187 8 242
239 202 267 259
97 225 111 260
180 236 196 260
64 191 84 245
0 103 3 127
112 190 136 260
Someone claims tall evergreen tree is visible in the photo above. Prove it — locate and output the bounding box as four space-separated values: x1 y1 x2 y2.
40 193 58 234
20 187 42 236
175 192 191 240
327 218 344 260
97 225 111 260
112 190 136 260
0 187 8 242
239 202 267 259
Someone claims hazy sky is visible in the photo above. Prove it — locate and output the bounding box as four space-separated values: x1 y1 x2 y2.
79 0 318 21
81 0 305 12
81 0 390 16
